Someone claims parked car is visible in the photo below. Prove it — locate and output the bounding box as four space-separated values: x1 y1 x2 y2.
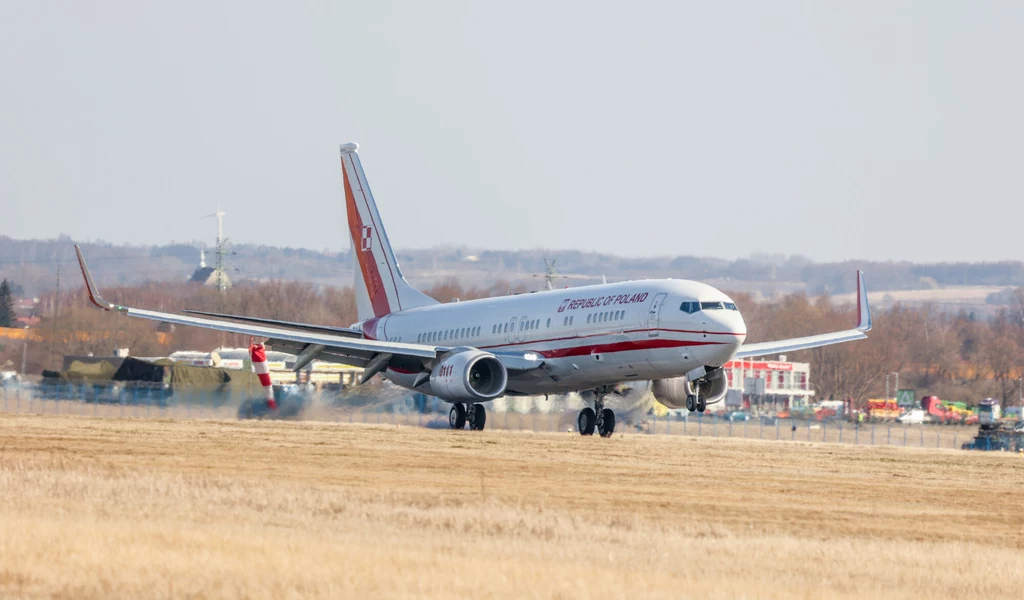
897 408 926 424
726 411 751 422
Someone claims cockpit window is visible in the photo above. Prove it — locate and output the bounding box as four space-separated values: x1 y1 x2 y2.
679 301 699 314
700 301 725 310
724 302 738 311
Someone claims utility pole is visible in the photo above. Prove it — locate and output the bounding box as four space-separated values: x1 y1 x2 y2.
49 264 60 366
214 209 227 293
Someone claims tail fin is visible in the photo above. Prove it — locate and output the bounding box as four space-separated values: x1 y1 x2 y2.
340 143 437 321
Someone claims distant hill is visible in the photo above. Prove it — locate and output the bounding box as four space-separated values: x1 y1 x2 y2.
2 236 1024 313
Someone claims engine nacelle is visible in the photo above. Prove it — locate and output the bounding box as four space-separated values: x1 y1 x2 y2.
651 368 728 409
429 349 508 402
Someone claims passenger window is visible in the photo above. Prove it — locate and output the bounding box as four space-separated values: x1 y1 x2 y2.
563 317 568 326
587 314 592 324
546 318 551 328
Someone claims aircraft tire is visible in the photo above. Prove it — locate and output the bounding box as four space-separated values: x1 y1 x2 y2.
449 403 467 429
469 403 487 431
578 407 596 436
598 408 615 438
685 395 696 412
696 397 707 413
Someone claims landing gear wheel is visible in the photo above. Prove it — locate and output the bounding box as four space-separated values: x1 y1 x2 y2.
685 394 696 412
468 403 487 431
696 397 707 413
598 408 616 437
449 403 467 429
578 407 596 436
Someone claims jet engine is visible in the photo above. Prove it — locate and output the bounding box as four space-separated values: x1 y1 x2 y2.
429 349 508 402
650 367 728 409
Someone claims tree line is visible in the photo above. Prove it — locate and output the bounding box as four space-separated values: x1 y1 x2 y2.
7 236 1024 298
4 278 1024 409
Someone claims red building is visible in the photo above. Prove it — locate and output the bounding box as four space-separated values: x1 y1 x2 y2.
721 356 813 412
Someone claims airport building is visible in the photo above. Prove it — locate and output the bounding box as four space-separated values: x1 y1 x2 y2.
721 357 813 412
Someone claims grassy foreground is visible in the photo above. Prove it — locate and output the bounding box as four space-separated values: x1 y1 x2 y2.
1 414 1022 599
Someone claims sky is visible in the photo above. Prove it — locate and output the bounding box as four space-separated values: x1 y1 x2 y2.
1 1 1022 263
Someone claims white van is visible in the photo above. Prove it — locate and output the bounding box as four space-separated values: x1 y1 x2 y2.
897 408 926 424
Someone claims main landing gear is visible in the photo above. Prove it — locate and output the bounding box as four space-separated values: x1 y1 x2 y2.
449 403 487 431
578 388 616 437
685 392 707 413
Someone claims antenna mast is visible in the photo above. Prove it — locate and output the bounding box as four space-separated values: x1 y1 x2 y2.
203 207 229 293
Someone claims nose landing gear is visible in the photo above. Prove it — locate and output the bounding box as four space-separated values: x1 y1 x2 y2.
577 388 616 437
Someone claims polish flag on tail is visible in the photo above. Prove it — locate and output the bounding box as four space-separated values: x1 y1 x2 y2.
249 342 277 410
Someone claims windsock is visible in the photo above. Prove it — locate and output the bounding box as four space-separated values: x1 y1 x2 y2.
249 342 277 410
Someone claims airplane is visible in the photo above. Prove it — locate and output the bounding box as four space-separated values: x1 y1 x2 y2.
74 142 872 437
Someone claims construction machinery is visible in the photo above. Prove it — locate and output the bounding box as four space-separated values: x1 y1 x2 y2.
962 399 1024 451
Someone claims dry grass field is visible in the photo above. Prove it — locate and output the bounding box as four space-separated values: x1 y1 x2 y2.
1 414 1023 599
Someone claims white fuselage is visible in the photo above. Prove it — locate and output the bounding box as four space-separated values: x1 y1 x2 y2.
361 279 747 396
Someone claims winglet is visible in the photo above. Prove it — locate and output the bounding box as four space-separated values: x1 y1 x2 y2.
74 245 119 311
856 270 872 332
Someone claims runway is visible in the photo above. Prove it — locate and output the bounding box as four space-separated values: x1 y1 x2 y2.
1 414 1022 598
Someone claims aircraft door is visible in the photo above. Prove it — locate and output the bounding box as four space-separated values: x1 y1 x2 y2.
647 293 667 337
519 315 528 343
506 317 517 343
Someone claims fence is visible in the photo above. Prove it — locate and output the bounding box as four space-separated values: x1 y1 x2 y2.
0 382 982 451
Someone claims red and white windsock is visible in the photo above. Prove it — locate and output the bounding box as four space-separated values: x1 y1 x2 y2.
249 342 277 410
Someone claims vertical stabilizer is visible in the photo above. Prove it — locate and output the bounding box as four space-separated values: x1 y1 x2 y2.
340 143 437 321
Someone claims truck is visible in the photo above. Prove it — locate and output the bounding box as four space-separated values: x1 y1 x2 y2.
866 398 901 421
921 395 978 425
978 398 1001 430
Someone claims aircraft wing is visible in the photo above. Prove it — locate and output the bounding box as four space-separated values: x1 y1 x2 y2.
733 270 872 359
181 309 364 338
75 245 543 379
75 245 443 368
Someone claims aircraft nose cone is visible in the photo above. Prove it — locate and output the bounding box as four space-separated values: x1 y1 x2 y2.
709 311 746 358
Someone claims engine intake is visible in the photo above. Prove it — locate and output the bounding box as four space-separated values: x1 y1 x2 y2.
429 350 508 402
651 367 728 409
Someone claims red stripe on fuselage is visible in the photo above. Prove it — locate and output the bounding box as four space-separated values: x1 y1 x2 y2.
534 338 726 359
344 157 391 317
478 328 744 351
